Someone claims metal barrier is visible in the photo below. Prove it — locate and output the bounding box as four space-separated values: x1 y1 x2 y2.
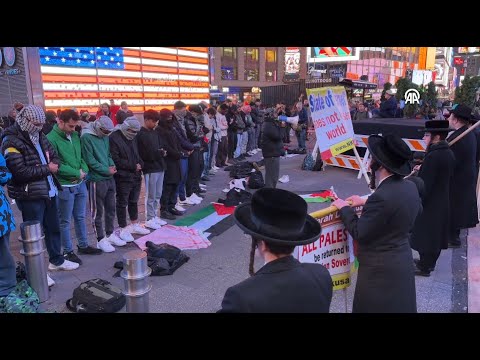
19 221 49 303
121 250 151 313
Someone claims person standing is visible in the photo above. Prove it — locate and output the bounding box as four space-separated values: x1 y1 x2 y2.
47 110 102 265
261 111 285 188
215 104 229 168
446 104 479 247
115 101 133 125
81 116 125 252
3 105 79 286
137 110 168 230
109 117 151 241
410 120 455 276
218 188 332 313
332 134 422 313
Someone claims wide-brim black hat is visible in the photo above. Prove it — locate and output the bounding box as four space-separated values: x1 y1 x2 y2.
367 134 412 177
233 188 321 246
418 120 454 132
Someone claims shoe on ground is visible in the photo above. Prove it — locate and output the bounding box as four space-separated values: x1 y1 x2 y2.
154 216 167 226
175 203 186 212
64 251 82 265
108 233 127 246
97 238 115 253
179 198 196 206
193 192 205 199
413 259 434 272
161 211 176 220
196 188 207 194
47 274 55 287
187 195 202 204
414 268 431 277
201 176 210 181
169 208 184 216
208 170 216 176
77 245 102 255
48 259 79 271
119 228 135 242
145 219 162 230
212 166 220 171
128 223 151 235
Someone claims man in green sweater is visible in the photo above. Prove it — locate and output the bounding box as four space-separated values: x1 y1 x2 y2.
47 110 102 264
81 116 126 253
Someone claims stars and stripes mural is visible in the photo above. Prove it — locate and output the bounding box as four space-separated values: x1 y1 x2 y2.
39 47 210 113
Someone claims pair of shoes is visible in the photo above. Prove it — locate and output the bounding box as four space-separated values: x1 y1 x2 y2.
48 259 79 271
161 211 176 220
64 251 82 265
77 245 102 255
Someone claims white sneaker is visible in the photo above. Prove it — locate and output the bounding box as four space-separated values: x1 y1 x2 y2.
47 273 55 287
256 148 261 152
179 198 195 206
48 259 79 271
199 184 207 189
175 204 186 212
212 166 220 171
97 238 115 252
107 233 127 246
187 195 202 204
129 223 151 235
154 216 167 226
118 228 135 242
251 149 258 154
145 219 162 230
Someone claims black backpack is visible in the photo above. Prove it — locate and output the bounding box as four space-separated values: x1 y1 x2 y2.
248 170 265 189
66 278 126 313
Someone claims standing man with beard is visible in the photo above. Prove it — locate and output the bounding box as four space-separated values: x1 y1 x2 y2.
3 105 79 287
446 104 479 247
332 134 422 313
410 120 455 276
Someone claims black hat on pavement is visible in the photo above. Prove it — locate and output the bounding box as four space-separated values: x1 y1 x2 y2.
233 188 321 246
367 134 412 176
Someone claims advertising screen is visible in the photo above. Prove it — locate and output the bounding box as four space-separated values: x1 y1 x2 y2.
307 47 359 63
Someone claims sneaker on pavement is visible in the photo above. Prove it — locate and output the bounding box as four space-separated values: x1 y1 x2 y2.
97 238 115 253
187 195 202 204
129 223 151 235
161 211 176 220
175 203 186 212
108 233 127 246
47 274 55 287
154 216 167 225
64 251 82 265
212 166 220 171
169 208 184 216
145 219 162 230
178 198 195 206
199 183 207 189
48 259 79 271
118 229 135 242
77 245 102 255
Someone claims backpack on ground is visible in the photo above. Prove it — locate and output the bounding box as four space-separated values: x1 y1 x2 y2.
66 278 126 313
248 170 265 189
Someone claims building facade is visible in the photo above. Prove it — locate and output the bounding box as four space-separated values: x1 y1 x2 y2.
209 47 287 103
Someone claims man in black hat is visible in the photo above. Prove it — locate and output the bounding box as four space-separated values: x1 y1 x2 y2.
446 104 479 247
332 133 422 313
218 188 333 313
410 121 456 276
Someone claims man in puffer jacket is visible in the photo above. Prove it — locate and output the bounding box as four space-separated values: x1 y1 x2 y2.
2 105 79 287
261 111 286 188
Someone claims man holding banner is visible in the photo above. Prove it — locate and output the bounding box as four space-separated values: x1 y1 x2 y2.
332 134 422 313
218 188 333 313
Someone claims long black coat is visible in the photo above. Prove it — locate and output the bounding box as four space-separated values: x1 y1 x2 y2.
339 176 422 313
410 141 455 253
447 126 479 229
218 256 332 313
157 126 182 185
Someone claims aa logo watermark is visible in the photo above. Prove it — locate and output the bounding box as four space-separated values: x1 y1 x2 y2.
405 89 420 105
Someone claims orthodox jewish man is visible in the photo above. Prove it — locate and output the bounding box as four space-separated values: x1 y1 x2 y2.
410 121 455 276
218 188 333 313
332 134 422 313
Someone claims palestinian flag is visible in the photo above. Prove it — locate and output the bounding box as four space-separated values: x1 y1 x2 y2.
300 189 337 203
174 203 236 238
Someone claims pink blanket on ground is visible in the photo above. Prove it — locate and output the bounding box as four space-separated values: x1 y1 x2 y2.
133 225 212 251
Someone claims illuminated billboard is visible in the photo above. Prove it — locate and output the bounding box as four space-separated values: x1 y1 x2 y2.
307 47 359 63
458 47 480 54
39 47 210 112
284 47 300 74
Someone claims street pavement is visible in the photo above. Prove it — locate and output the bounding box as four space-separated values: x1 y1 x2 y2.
7 137 468 313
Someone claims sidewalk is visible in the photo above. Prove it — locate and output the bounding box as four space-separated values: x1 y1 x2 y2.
468 225 480 312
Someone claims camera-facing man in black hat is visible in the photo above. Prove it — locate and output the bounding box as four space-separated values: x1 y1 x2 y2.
446 104 479 247
410 120 455 276
332 133 422 313
218 188 333 313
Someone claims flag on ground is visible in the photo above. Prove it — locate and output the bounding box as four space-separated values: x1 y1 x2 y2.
174 203 236 238
300 189 337 203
